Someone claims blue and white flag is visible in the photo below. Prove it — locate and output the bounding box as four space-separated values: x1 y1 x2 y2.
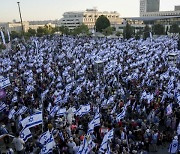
168 139 178 154
20 127 32 142
54 96 62 104
7 30 10 42
78 135 95 154
0 102 6 112
88 111 100 134
16 106 28 116
59 131 64 141
116 108 126 122
166 103 172 115
0 30 5 45
50 106 59 117
57 108 66 116
0 77 11 89
8 108 16 119
99 129 114 153
40 134 55 154
12 95 18 103
20 112 42 128
41 89 49 101
110 104 116 114
76 104 91 117
39 130 51 145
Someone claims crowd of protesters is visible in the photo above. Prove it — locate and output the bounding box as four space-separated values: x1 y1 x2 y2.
0 35 180 154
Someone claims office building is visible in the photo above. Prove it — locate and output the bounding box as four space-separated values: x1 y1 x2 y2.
140 0 160 16
59 9 122 29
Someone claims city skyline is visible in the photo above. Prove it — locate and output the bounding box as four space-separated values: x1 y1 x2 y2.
0 0 180 22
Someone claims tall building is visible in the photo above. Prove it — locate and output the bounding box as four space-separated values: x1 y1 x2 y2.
59 9 122 30
175 5 180 11
140 0 160 16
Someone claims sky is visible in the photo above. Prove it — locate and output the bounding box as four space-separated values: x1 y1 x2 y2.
0 0 180 22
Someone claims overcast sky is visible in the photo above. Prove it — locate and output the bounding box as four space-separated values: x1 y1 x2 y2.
0 0 180 22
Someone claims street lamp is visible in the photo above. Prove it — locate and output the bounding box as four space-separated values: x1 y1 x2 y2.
17 2 24 36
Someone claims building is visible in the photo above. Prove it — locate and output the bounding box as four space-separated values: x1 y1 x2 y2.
140 0 160 16
141 10 180 17
0 21 55 33
59 9 122 30
175 5 180 11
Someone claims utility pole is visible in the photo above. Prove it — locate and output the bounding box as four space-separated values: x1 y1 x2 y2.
17 2 24 37
94 7 97 36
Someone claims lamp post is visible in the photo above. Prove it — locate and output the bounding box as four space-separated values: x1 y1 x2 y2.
17 2 24 37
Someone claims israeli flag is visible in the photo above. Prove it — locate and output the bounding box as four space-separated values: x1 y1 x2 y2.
0 30 5 44
8 108 16 119
57 108 66 116
0 102 6 112
39 130 51 145
99 129 114 153
20 127 32 142
177 123 180 135
16 106 28 116
54 96 62 104
116 108 126 122
0 77 11 89
59 131 64 141
166 103 172 115
76 104 91 117
20 112 42 128
41 89 49 101
168 139 178 154
40 134 55 154
7 30 10 42
88 112 100 134
12 95 18 103
78 135 95 154
110 104 116 114
50 106 59 117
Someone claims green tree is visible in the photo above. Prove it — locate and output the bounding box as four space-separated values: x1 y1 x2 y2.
95 15 110 32
143 25 150 39
37 27 45 37
28 28 36 36
123 23 133 39
169 24 180 33
11 31 21 39
103 26 113 36
152 24 165 35
116 31 122 37
72 24 89 35
59 26 70 35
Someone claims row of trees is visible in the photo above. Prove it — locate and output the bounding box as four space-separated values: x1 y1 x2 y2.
123 23 180 40
1 15 180 41
8 23 90 40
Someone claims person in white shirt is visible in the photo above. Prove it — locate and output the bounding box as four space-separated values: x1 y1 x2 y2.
12 133 25 154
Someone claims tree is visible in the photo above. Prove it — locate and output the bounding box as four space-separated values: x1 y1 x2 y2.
95 15 110 32
143 24 150 39
116 31 122 37
59 26 70 35
37 27 44 37
28 28 36 36
103 27 113 36
169 24 180 34
152 24 165 35
11 31 21 39
123 23 133 39
72 24 89 35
